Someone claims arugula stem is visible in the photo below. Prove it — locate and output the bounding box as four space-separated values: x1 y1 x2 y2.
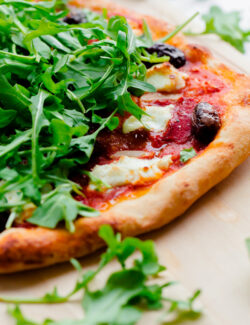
0 50 35 62
46 175 82 189
158 12 199 43
5 210 18 229
0 175 29 193
19 146 58 155
30 90 49 184
0 202 27 211
77 98 86 114
140 55 170 63
0 129 32 158
79 63 114 100
0 296 69 304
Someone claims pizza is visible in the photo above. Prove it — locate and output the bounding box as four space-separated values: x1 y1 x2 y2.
0 0 249 273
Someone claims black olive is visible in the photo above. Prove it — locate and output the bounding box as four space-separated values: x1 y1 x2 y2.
63 10 88 25
0 212 8 233
192 102 221 144
145 43 186 69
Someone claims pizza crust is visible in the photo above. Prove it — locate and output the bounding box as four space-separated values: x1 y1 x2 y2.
0 0 249 273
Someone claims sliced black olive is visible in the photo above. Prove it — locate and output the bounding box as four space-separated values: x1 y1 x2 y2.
192 102 221 144
0 212 8 233
145 43 186 69
63 10 88 25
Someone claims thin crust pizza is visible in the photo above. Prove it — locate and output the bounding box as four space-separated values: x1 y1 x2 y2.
0 0 249 273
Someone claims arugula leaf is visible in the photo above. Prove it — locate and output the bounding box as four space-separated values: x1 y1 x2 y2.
180 147 197 163
99 225 165 275
0 167 18 181
24 20 68 54
5 226 201 325
84 170 111 192
7 305 38 325
0 74 30 110
118 93 147 120
0 0 195 231
50 119 72 154
106 115 119 131
0 107 16 128
28 185 99 232
162 290 202 324
137 20 154 48
0 129 32 159
0 173 41 207
186 6 250 53
69 225 165 297
29 90 50 183
42 67 69 94
82 269 144 325
128 79 155 93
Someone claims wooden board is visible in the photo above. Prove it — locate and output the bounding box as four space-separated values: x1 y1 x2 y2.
0 1 249 324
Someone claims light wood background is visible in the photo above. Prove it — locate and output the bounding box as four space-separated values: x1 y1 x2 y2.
0 1 249 324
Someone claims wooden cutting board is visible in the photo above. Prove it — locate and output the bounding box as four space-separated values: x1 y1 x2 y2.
0 1 249 324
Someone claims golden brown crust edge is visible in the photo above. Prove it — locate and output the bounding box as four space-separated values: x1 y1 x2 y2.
0 1 249 273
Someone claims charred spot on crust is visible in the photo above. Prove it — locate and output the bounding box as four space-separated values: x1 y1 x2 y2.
192 102 221 144
145 43 186 69
63 10 88 25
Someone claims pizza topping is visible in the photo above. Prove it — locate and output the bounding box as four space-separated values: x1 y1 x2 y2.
0 1 227 231
123 104 173 134
89 155 172 189
192 102 221 144
0 1 170 226
111 150 152 158
180 147 197 163
146 63 188 92
146 43 186 68
63 9 88 24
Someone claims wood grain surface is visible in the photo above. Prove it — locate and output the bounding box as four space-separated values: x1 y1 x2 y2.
0 1 249 324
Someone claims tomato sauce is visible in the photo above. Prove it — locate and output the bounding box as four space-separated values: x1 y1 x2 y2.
75 61 228 210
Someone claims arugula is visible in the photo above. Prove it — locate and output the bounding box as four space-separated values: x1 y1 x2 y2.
0 108 16 128
0 0 161 228
186 6 250 53
0 0 198 231
84 170 111 192
30 90 50 184
180 147 197 163
3 225 202 325
27 185 99 232
159 12 199 43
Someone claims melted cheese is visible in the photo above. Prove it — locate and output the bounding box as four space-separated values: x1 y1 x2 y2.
5 189 22 204
90 155 172 189
147 62 188 92
123 104 173 134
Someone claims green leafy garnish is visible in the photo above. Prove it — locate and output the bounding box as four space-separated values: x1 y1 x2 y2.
27 185 99 232
0 108 17 128
3 225 202 325
186 6 250 53
159 12 199 43
83 170 111 192
0 0 167 229
0 0 199 232
180 147 197 163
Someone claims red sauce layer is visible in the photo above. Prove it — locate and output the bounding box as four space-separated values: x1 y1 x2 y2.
74 61 228 210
